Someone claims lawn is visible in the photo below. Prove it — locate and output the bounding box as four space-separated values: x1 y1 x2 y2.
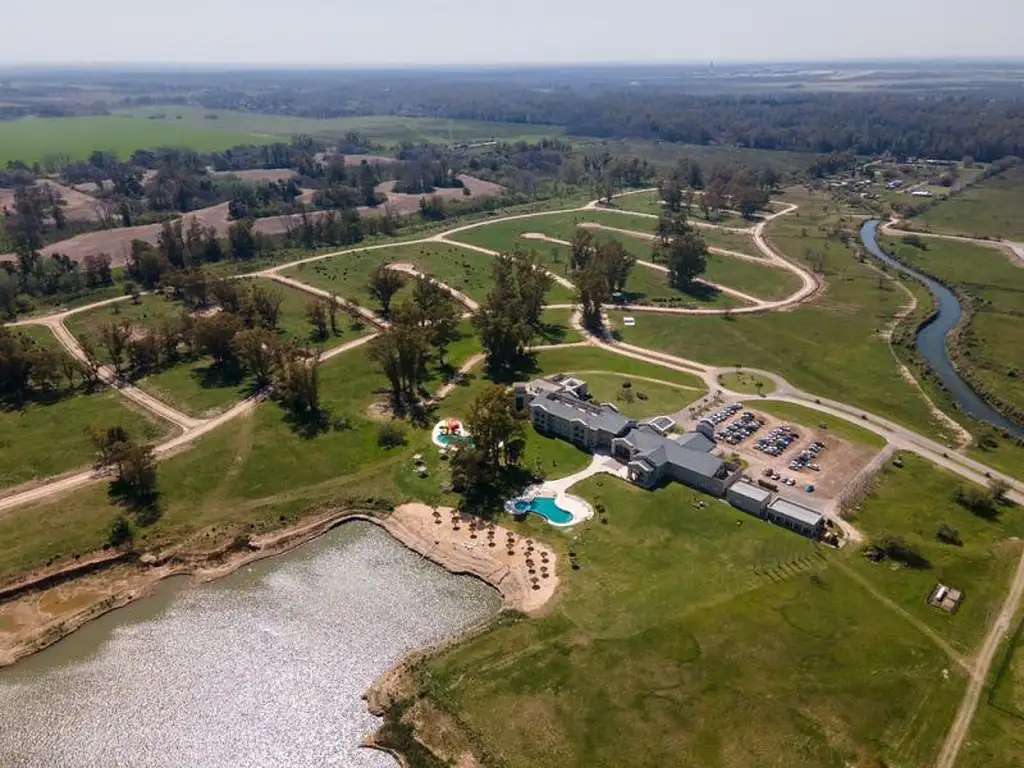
575 372 702 418
913 166 1024 241
881 235 1024 420
530 346 707 392
535 308 583 346
717 370 776 395
845 453 1024 655
623 263 747 308
423 474 966 767
608 193 755 229
1 328 170 491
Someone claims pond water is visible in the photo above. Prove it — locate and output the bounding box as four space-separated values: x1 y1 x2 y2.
0 522 500 768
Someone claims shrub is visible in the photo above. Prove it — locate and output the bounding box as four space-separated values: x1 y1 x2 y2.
107 515 134 548
377 421 407 448
936 523 963 546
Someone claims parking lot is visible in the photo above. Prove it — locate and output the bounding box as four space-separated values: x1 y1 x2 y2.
708 406 880 500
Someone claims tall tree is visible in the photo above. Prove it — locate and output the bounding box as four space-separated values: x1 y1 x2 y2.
465 384 524 472
306 300 328 341
412 277 461 366
657 216 709 290
367 264 407 317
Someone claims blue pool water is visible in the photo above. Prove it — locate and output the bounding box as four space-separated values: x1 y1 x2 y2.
515 496 574 525
436 433 473 447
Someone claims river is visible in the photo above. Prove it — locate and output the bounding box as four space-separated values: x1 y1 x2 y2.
0 522 501 768
860 220 1024 437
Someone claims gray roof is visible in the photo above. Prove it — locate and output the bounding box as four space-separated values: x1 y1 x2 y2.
674 431 715 453
768 498 824 527
531 392 634 436
623 426 724 479
728 481 773 504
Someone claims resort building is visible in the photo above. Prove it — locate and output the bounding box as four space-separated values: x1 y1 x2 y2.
764 498 825 539
611 426 740 495
519 375 741 497
529 391 635 451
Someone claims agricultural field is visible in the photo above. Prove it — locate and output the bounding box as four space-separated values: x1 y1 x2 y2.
881 235 1024 419
0 108 569 167
425 472 965 768
912 166 1024 241
0 327 170 492
0 114 266 167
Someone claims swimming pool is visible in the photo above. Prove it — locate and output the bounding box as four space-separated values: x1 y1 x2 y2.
512 496 574 525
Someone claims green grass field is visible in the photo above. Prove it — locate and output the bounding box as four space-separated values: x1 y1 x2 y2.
1 328 170 491
535 308 583 345
599 189 959 443
424 472 966 767
846 453 1024 654
0 114 266 167
608 193 755 229
0 108 569 166
717 370 776 395
914 167 1024 241
882 235 1024 420
576 372 702 418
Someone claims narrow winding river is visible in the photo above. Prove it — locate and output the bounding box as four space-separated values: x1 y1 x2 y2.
0 522 500 768
860 220 1024 437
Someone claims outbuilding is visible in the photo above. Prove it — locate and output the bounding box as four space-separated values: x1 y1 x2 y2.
727 481 772 516
765 498 825 539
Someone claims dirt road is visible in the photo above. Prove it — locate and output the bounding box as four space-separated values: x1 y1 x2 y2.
934 546 1024 768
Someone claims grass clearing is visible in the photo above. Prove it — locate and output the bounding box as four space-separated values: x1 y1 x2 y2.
0 114 267 167
577 372 701 418
717 370 776 395
601 187 958 443
535 308 582 346
914 166 1024 241
425 474 966 767
64 283 371 417
845 452 1024 654
2 325 171 491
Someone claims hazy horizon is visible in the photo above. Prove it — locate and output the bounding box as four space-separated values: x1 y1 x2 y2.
6 0 1024 66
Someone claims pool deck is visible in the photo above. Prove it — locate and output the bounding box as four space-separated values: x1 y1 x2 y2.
530 453 629 527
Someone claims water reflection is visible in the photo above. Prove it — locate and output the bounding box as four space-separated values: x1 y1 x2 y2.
0 523 499 768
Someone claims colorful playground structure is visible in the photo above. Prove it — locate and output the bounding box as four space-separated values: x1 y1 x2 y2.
431 418 474 449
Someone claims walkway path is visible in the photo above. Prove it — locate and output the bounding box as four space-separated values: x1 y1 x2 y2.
935 545 1024 768
881 218 1024 268
386 263 480 311
521 231 768 307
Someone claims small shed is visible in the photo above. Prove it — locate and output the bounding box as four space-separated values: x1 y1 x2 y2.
765 498 825 539
727 481 773 516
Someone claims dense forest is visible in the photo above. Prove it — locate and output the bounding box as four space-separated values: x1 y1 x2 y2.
177 83 1024 163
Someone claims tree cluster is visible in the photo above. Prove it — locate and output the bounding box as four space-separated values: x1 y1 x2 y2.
0 327 89 405
450 384 526 508
472 250 553 372
654 212 710 291
569 229 635 329
367 276 461 410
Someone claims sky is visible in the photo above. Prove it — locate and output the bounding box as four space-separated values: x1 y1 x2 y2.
5 0 1024 66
